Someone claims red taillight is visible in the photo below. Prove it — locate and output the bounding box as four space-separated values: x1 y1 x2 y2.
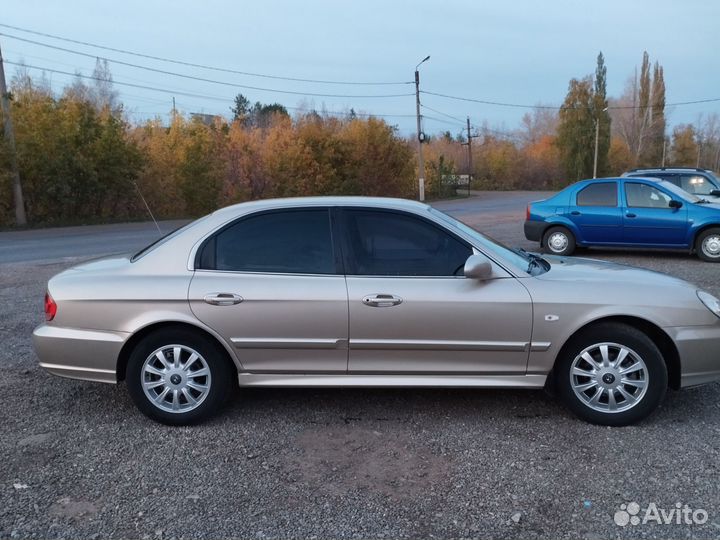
526 205 531 220
44 292 57 321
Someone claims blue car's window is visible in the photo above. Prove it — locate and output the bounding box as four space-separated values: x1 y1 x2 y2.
625 183 672 208
652 179 701 203
576 182 617 206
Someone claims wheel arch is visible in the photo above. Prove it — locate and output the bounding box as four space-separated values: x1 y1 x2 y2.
539 219 581 246
116 321 240 381
550 315 681 390
690 223 720 252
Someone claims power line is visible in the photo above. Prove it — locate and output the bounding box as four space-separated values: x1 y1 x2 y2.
0 23 412 86
420 104 466 125
1 34 414 99
422 115 466 127
7 60 417 120
422 89 720 111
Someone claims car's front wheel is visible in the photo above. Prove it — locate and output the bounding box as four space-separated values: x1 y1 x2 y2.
555 323 667 426
542 226 576 256
696 228 720 262
126 328 235 425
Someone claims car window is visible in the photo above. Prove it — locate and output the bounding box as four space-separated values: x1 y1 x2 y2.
132 216 209 262
680 174 715 195
576 182 617 206
343 209 472 276
201 209 336 274
625 183 673 208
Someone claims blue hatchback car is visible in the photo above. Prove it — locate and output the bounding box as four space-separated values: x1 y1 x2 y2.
524 177 720 261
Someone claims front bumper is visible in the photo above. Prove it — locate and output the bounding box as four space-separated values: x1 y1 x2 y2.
524 220 545 242
668 324 720 387
32 324 129 384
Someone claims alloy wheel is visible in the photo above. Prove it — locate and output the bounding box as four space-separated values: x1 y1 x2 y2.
141 344 212 413
569 342 648 413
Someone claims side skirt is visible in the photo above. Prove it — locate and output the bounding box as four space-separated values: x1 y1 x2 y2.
237 373 547 388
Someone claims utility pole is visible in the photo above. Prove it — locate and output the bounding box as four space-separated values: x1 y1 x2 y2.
696 138 702 168
414 55 430 201
661 138 666 167
593 106 608 179
461 116 475 197
172 96 177 121
0 42 27 226
593 118 600 179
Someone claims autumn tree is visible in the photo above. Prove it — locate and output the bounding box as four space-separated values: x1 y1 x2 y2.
670 125 698 167
556 77 595 183
593 52 611 176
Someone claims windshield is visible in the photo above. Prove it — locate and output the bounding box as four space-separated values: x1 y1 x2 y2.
655 179 703 203
131 216 208 262
428 208 539 274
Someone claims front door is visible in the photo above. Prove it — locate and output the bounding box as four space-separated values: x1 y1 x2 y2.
340 208 533 374
622 182 689 245
189 208 349 372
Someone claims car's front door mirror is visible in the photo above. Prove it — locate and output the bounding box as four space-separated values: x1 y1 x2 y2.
464 254 493 280
710 189 720 197
669 199 683 209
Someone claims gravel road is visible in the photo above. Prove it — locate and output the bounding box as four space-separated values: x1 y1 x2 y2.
2 192 720 539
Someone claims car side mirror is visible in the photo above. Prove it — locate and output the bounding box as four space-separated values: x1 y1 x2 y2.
669 199 683 209
464 254 493 280
710 189 720 197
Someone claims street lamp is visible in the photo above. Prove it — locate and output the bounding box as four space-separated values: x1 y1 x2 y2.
415 55 430 201
593 106 609 178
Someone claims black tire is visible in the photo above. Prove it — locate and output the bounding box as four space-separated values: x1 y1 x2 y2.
555 323 667 426
126 328 235 425
695 228 720 262
542 226 576 256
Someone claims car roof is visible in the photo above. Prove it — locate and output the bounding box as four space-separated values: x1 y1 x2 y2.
210 196 430 220
622 168 713 176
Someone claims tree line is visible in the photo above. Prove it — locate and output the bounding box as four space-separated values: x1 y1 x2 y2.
1 55 718 227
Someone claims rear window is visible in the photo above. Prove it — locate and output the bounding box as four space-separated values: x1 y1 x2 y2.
131 218 203 262
576 182 617 207
198 209 336 274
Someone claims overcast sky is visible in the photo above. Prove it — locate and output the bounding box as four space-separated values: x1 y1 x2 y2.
3 0 719 136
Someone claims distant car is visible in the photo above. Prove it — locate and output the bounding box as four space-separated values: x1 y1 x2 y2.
623 167 720 203
524 176 720 261
32 197 720 426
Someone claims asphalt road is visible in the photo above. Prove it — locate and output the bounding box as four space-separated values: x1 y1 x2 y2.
0 220 189 264
2 191 720 540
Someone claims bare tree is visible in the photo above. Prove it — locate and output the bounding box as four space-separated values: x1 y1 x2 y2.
519 105 559 145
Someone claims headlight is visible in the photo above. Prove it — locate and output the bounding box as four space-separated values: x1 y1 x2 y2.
697 290 720 318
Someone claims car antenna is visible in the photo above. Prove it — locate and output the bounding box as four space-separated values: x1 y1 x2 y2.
133 181 162 235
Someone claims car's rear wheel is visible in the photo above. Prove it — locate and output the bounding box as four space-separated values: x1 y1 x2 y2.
696 228 720 262
542 226 576 256
126 328 235 425
555 323 667 426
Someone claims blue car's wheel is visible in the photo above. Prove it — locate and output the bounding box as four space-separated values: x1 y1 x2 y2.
696 228 720 262
542 226 576 256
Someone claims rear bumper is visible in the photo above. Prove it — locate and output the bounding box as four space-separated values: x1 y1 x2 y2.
667 324 720 387
524 220 545 242
32 324 129 384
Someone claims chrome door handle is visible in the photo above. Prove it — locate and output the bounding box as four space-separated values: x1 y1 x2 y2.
362 294 403 307
204 293 243 306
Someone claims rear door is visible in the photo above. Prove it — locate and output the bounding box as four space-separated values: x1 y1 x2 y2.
340 208 533 375
621 181 689 245
189 208 349 373
568 181 623 243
